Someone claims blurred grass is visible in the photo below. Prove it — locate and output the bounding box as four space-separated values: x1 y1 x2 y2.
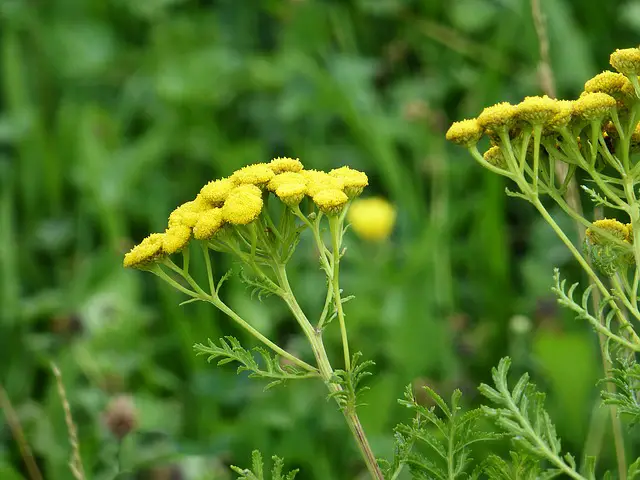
2 0 640 478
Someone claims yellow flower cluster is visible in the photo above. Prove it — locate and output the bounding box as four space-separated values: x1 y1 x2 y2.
446 46 640 172
124 158 369 268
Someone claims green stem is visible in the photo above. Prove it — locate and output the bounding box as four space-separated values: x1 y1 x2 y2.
275 265 384 480
329 215 351 371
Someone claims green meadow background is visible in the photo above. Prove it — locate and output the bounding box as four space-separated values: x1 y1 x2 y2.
2 0 640 478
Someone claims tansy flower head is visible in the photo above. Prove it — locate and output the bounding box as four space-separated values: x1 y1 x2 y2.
584 71 635 105
477 102 518 132
302 170 345 196
193 208 224 240
268 172 308 191
329 166 368 197
275 183 307 207
585 218 629 245
162 224 191 255
269 157 304 174
542 100 573 133
200 178 235 206
572 92 616 121
123 233 165 268
445 118 483 146
610 47 640 77
222 185 263 225
312 189 348 215
483 145 507 169
168 198 208 228
347 197 396 242
231 163 275 187
515 95 560 125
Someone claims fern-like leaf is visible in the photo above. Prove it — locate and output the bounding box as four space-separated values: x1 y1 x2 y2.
230 450 298 480
328 352 374 411
382 384 499 480
600 356 640 425
479 357 583 478
194 337 316 389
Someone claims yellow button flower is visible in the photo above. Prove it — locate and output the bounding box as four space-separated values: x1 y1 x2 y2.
610 47 640 76
268 172 308 191
193 208 225 240
477 102 518 131
515 95 561 126
483 146 506 168
573 92 616 121
275 183 307 207
269 157 304 174
163 224 192 254
329 166 368 198
584 71 635 105
222 185 263 225
123 233 165 268
169 198 208 228
303 170 345 196
543 100 573 133
200 178 235 206
347 197 396 242
445 118 483 146
586 218 629 245
312 189 348 215
231 163 275 186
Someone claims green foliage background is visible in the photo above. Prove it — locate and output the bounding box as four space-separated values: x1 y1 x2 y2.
2 0 640 478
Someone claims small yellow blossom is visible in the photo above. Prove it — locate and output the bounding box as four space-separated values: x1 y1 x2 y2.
163 224 192 254
231 163 275 186
276 183 307 207
193 208 225 240
483 146 507 168
542 100 573 133
584 71 635 105
585 218 629 245
200 178 235 206
445 119 483 146
477 102 518 131
168 198 209 228
222 185 264 225
347 197 396 241
269 157 304 174
610 48 640 76
123 233 165 268
268 172 308 191
515 95 561 125
329 166 368 197
312 189 349 215
626 223 634 243
572 92 616 121
303 170 345 196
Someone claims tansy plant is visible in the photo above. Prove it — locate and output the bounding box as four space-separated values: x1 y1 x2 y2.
445 46 640 479
124 157 389 478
